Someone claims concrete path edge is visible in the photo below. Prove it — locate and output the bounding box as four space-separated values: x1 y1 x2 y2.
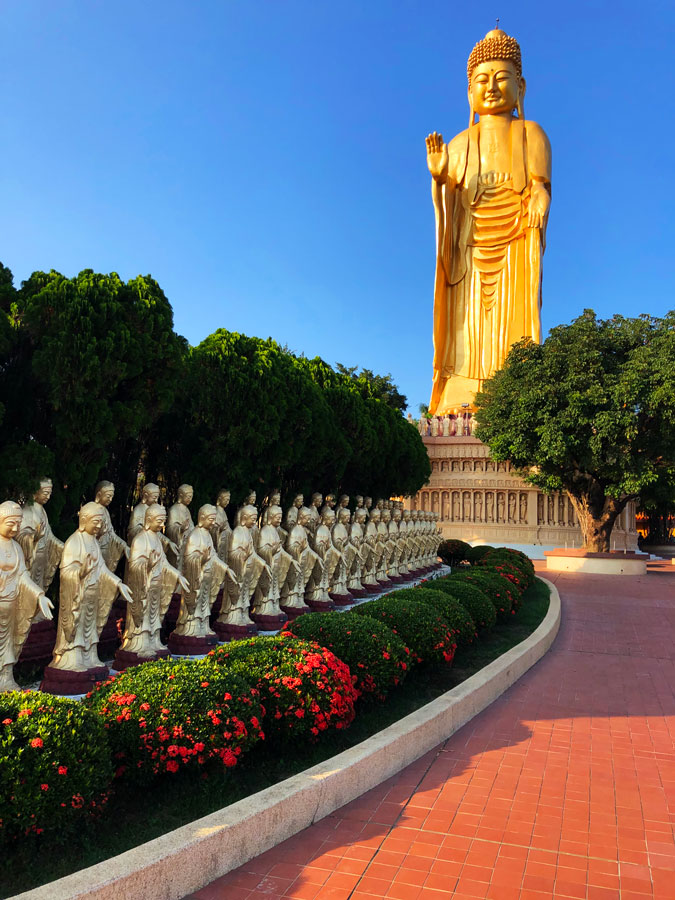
14 577 561 900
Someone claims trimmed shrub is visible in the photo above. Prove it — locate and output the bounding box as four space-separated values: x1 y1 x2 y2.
448 570 516 620
0 692 112 843
286 612 409 702
204 636 357 742
396 586 476 647
86 659 264 783
477 560 530 595
353 595 455 666
481 549 535 587
426 578 497 630
465 545 495 564
437 539 471 566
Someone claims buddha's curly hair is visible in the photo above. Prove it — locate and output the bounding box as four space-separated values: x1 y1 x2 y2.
467 31 522 83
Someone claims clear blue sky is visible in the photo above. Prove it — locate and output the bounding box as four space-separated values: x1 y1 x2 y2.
2 0 674 413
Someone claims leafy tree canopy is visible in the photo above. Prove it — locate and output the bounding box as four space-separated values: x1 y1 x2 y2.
474 310 675 551
335 363 408 413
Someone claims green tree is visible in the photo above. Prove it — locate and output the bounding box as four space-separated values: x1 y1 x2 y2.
335 363 408 413
474 310 675 552
7 269 186 535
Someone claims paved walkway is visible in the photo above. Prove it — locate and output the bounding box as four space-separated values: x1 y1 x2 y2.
190 561 675 900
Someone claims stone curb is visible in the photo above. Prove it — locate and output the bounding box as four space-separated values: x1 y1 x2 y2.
14 577 561 900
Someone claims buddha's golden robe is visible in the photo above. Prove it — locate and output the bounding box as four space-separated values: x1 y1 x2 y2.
430 118 551 413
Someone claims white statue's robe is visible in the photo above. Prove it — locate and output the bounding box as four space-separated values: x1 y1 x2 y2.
17 503 63 620
51 531 123 671
120 529 181 658
220 525 264 628
252 524 294 619
283 524 320 611
175 526 227 639
97 505 127 572
306 524 339 606
166 502 194 567
0 540 44 691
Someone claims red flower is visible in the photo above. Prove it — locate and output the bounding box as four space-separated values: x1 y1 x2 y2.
139 702 150 712
40 783 49 791
294 709 305 718
2 718 12 725
58 766 68 775
30 737 43 748
166 760 180 773
200 682 210 688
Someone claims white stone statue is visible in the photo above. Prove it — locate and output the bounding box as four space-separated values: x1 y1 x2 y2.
94 480 129 571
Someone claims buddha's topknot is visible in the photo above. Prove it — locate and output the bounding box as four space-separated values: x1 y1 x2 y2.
467 29 522 83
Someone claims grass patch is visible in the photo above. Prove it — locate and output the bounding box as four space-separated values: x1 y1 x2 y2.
2 578 550 897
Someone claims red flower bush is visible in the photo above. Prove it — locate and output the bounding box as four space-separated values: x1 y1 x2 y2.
477 549 535 589
352 595 456 666
203 636 357 742
0 692 112 844
285 611 410 702
85 659 264 784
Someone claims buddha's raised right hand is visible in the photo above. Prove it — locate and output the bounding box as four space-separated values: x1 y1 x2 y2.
426 132 448 182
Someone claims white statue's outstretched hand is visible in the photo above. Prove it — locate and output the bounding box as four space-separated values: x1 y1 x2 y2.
177 574 190 594
426 132 449 182
38 593 54 621
118 582 134 605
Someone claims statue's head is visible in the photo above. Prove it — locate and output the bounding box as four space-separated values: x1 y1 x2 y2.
393 507 402 522
217 488 231 508
238 504 257 529
244 489 256 505
0 500 23 539
338 494 349 508
370 508 381 524
268 488 281 505
311 492 323 508
198 503 218 529
267 504 283 528
321 507 336 526
467 29 524 119
95 480 115 507
355 495 364 507
364 496 372 509
34 478 53 505
324 493 336 508
354 508 366 525
298 506 312 527
79 501 105 536
293 493 304 508
145 503 167 532
142 483 160 505
178 484 194 505
403 509 411 521
338 508 351 525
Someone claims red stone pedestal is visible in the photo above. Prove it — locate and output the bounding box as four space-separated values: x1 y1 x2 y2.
212 621 258 641
329 592 354 607
363 583 381 593
167 632 219 655
250 612 287 631
348 586 368 598
18 619 57 665
306 598 335 612
113 647 170 672
280 604 310 621
40 664 109 696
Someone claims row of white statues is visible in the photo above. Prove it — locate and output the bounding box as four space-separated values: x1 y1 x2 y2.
0 479 442 694
418 413 478 437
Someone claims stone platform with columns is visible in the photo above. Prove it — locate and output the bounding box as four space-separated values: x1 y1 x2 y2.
407 433 638 551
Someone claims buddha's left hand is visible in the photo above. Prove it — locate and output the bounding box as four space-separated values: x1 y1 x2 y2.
528 182 550 229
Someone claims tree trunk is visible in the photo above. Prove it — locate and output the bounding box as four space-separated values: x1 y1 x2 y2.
567 491 629 553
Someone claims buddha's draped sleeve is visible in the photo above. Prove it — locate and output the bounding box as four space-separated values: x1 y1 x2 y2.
96 563 123 635
125 531 151 628
14 550 44 657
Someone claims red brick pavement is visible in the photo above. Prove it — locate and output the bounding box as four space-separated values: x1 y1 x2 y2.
188 561 675 900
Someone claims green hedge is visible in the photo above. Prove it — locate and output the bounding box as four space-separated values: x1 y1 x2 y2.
352 594 455 666
0 692 112 842
285 612 410 702
419 578 497 631
437 539 471 566
393 586 476 647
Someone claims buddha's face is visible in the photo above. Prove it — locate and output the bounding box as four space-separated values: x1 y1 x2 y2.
97 486 114 507
143 487 160 505
365 497 372 508
393 508 402 522
312 493 322 508
470 59 521 116
217 490 230 508
293 494 303 509
370 510 381 524
201 511 217 529
0 514 22 539
270 491 281 505
247 491 256 505
321 511 335 526
356 495 363 507
298 509 310 527
339 509 350 525
269 507 282 528
179 486 194 505
146 510 167 533
382 509 391 523
35 481 53 505
355 510 366 525
83 513 104 536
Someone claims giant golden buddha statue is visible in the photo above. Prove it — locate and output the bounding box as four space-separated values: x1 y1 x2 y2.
426 28 551 413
